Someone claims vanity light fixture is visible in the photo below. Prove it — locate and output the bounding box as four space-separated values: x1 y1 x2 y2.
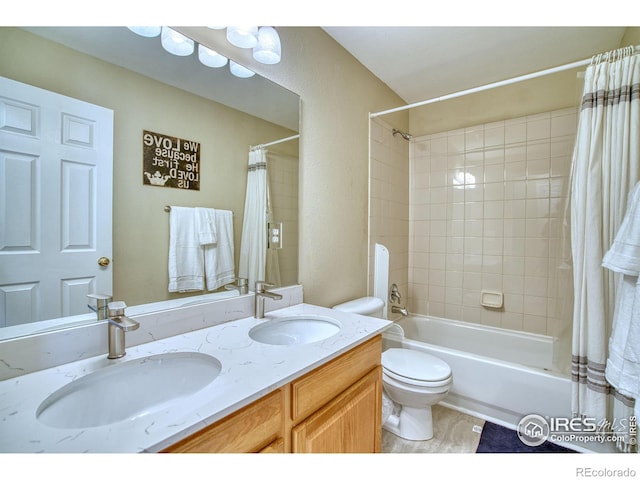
160 27 194 56
198 44 228 68
127 26 274 77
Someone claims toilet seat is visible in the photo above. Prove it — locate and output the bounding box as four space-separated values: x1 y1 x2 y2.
382 348 452 387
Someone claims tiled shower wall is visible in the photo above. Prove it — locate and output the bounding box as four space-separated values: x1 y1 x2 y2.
268 151 299 287
409 107 577 336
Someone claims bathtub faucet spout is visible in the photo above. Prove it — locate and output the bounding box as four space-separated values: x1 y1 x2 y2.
391 305 409 316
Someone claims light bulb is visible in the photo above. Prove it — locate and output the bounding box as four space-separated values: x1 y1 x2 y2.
226 26 258 48
229 61 255 78
253 27 281 64
160 27 194 56
127 26 161 38
198 44 228 68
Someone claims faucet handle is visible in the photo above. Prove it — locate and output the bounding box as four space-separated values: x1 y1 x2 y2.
108 301 127 317
87 293 112 307
255 281 274 293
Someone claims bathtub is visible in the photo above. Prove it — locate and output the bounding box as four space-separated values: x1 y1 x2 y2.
383 314 572 430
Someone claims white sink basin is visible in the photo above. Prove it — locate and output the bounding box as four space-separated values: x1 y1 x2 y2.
249 315 341 345
36 352 221 429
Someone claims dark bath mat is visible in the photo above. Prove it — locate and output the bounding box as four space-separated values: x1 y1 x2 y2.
476 421 577 453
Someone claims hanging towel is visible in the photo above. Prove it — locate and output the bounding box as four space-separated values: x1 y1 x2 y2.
603 182 640 408
605 275 640 400
168 206 205 292
204 209 235 290
602 182 640 275
195 207 217 245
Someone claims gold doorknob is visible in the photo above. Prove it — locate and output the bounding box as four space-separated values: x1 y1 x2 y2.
98 256 110 267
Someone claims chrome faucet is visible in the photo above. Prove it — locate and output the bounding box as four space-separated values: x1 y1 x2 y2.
225 277 249 295
389 283 402 304
106 301 139 359
391 305 409 316
87 293 112 320
254 281 283 319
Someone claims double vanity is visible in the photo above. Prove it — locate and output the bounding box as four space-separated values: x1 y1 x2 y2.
0 286 391 453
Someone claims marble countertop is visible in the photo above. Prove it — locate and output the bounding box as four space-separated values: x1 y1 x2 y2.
0 303 390 453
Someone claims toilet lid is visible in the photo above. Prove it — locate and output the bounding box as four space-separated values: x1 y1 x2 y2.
382 348 451 382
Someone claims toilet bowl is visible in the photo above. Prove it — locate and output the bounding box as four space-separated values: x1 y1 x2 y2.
332 296 453 441
381 348 452 440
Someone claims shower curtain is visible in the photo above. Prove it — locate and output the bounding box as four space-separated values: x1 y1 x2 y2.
238 147 281 290
239 148 268 290
570 46 639 452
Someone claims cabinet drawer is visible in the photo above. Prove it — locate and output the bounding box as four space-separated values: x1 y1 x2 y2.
291 335 381 423
164 389 283 453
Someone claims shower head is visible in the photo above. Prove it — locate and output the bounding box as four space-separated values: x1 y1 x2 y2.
392 128 412 141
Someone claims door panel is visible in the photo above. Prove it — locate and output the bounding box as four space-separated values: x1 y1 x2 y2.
0 76 113 327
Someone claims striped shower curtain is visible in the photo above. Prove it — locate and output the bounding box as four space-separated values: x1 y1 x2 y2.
570 46 640 452
238 148 268 290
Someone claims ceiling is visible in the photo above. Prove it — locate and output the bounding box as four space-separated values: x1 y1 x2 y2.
322 26 629 104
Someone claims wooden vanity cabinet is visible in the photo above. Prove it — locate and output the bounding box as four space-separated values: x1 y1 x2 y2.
163 389 284 453
163 335 382 453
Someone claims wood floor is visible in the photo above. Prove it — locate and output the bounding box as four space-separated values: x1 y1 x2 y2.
381 404 485 453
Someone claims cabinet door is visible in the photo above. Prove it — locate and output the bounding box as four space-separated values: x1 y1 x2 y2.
292 366 382 453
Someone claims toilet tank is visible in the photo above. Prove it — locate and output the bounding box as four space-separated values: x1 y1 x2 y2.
332 296 385 318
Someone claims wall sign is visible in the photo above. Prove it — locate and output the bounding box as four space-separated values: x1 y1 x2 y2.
142 130 200 190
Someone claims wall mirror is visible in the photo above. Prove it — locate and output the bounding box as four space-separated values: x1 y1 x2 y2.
0 27 300 340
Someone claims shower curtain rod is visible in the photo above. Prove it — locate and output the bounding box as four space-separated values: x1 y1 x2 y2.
250 134 300 151
370 44 640 118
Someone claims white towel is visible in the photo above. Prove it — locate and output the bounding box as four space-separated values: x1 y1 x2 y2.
602 182 640 275
605 275 640 401
195 207 217 245
204 209 235 290
603 181 640 405
168 206 204 292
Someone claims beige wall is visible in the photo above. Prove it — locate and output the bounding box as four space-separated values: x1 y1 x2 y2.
410 26 640 136
409 68 584 136
182 27 408 307
0 27 297 307
621 26 640 46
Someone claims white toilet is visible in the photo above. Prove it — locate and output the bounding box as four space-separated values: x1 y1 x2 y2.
333 296 453 441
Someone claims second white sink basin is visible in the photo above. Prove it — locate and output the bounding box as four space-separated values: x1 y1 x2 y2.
249 315 341 346
36 352 221 429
